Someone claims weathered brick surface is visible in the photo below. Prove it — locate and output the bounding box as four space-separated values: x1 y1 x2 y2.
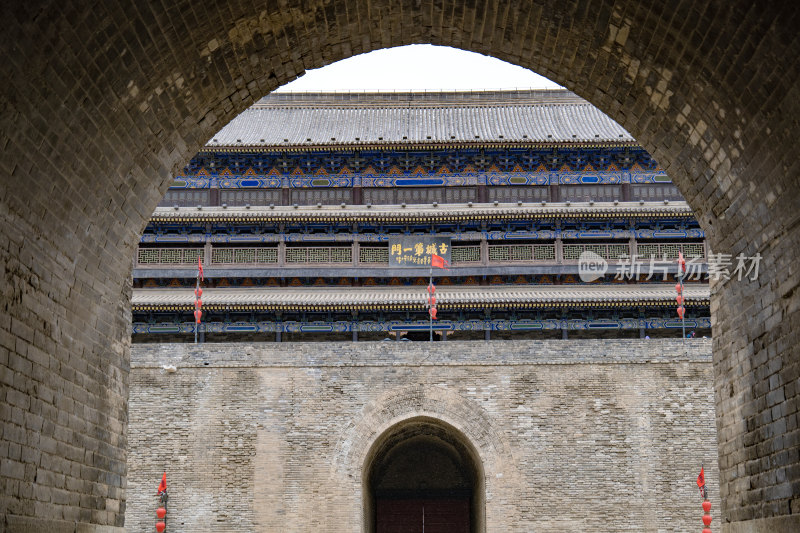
1 2 798 530
126 339 720 532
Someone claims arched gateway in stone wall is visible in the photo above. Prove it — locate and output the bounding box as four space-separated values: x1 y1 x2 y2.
0 2 797 532
125 340 719 531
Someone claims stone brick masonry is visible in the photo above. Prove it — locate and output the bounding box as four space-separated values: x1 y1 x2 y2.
127 339 720 532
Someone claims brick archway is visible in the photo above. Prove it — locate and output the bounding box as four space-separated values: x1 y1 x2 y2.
363 417 487 533
1 2 797 531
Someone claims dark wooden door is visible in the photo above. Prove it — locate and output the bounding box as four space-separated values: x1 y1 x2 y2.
376 498 469 533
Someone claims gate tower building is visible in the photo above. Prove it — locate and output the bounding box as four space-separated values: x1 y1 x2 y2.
132 90 710 342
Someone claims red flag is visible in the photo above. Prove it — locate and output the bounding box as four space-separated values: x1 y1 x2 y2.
697 467 705 488
157 472 167 493
198 256 204 280
431 254 450 270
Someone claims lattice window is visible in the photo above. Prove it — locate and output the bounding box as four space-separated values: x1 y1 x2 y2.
220 189 282 206
561 185 621 202
444 187 478 203
291 188 352 206
158 189 210 207
363 188 394 205
365 187 471 205
137 248 204 265
631 184 684 202
211 247 277 264
488 186 549 202
451 246 481 264
396 187 444 205
360 246 389 264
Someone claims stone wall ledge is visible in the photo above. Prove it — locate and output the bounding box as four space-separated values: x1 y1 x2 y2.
132 338 711 368
4 515 125 533
722 515 800 533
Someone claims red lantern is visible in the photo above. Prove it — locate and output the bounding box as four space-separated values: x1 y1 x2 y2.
675 283 682 293
428 296 436 306
702 501 712 512
156 522 166 532
677 306 685 319
703 514 712 526
195 298 202 309
429 307 437 320
156 507 166 519
676 295 684 305
702 529 712 533
194 287 202 298
427 283 436 294
194 309 202 323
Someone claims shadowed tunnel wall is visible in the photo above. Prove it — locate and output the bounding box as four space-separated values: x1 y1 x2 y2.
0 2 798 531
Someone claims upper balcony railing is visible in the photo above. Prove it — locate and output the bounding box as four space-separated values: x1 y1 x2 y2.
136 240 707 270
157 183 685 209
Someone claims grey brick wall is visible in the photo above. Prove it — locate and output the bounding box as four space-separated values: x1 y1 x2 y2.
1 2 798 531
127 339 720 532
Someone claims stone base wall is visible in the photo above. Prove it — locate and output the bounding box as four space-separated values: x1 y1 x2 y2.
127 339 719 532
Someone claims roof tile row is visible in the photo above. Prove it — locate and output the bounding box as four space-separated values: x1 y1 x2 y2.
208 90 633 147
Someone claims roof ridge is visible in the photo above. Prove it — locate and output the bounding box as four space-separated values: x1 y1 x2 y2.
252 89 589 109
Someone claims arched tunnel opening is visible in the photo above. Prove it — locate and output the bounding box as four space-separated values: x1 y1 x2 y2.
364 417 486 533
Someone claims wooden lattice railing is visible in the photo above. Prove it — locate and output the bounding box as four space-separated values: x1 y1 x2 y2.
562 243 630 262
137 248 204 265
136 241 706 268
211 247 278 265
286 246 352 264
636 242 705 260
487 244 556 262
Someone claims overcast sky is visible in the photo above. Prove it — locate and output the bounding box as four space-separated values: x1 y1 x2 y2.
275 44 562 92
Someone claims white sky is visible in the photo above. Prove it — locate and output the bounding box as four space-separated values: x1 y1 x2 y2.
276 44 562 92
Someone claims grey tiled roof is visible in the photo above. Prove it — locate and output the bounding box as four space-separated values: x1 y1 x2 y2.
207 90 634 147
132 284 708 309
